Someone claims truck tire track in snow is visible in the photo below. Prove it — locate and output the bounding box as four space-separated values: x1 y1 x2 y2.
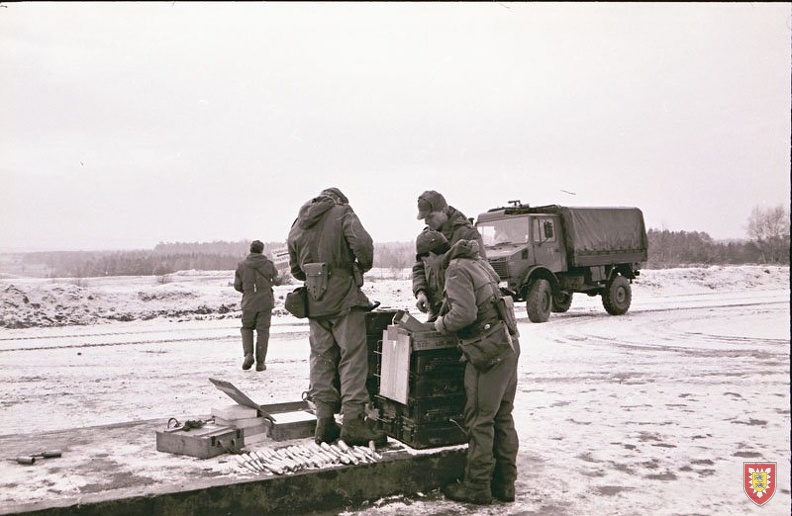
0 322 309 352
510 291 789 516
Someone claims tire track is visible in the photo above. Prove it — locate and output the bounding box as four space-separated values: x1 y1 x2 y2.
542 303 788 360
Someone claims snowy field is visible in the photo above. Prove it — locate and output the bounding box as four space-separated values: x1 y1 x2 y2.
0 265 789 515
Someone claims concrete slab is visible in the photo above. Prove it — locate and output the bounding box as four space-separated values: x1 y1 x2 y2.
0 418 466 515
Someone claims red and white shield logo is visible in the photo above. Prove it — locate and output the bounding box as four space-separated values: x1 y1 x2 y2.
744 462 776 506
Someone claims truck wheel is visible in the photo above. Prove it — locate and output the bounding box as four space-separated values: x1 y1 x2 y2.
602 275 631 315
526 279 552 323
552 291 573 313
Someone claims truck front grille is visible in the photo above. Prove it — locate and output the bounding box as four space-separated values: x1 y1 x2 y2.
488 258 510 279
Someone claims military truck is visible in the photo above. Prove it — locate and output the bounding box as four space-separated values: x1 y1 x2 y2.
475 201 648 323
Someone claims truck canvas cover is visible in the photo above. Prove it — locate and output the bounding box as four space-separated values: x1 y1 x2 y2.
555 206 648 267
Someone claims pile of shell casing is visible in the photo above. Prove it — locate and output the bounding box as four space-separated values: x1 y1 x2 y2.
233 440 383 475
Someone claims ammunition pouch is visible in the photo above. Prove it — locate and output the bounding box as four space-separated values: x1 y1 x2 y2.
284 286 308 319
494 295 519 337
303 262 329 301
458 320 513 371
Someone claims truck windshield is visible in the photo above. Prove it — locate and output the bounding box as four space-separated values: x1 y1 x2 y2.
477 216 530 245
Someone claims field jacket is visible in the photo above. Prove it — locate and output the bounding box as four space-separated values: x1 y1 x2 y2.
435 239 502 339
234 253 278 312
286 194 374 319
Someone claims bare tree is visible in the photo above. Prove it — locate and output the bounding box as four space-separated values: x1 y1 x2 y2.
746 204 790 264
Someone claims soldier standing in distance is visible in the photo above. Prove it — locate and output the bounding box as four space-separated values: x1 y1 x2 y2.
286 187 386 446
234 240 278 371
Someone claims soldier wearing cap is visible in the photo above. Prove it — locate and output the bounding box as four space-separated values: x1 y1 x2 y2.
234 240 279 371
413 191 486 316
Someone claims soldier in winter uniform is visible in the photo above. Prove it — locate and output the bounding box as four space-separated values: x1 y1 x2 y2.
286 187 386 447
413 190 486 317
234 240 278 371
433 239 521 505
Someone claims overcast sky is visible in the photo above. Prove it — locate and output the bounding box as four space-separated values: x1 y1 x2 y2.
1 2 790 252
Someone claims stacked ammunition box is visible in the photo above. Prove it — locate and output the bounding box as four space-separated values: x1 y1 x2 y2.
373 315 467 449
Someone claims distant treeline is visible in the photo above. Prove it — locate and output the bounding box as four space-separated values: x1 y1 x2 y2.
15 241 280 279
12 240 416 279
6 228 788 279
645 229 787 268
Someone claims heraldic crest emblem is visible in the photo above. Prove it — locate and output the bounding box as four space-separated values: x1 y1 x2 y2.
743 462 776 506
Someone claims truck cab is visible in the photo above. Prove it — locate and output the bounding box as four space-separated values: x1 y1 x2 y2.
477 210 565 271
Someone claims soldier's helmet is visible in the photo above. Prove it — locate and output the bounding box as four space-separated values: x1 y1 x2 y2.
416 227 449 255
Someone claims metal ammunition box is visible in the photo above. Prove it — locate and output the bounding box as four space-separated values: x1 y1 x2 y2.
371 315 467 449
410 348 464 376
378 413 467 450
156 425 243 459
409 375 466 398
399 419 467 449
365 309 400 335
207 379 316 443
376 394 465 424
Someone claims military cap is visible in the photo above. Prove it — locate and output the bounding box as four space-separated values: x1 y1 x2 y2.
416 190 448 220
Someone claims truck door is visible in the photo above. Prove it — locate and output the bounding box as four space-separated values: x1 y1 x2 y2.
531 215 565 272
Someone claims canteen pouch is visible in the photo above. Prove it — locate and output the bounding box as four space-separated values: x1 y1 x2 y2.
284 286 308 319
458 320 514 371
494 295 519 336
303 263 329 301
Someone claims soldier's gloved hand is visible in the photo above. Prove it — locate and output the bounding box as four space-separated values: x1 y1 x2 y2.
433 316 446 334
415 291 429 313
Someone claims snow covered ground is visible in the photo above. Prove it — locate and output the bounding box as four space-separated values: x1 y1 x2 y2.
0 265 789 515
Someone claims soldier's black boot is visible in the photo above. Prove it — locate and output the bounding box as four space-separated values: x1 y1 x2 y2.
255 334 268 371
442 481 493 505
491 482 515 503
241 329 255 370
340 416 386 447
314 417 341 444
242 354 254 370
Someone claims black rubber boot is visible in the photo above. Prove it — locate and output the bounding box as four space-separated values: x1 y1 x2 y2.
314 417 341 444
242 354 254 370
241 329 254 370
340 416 386 447
255 334 268 369
442 481 493 505
491 482 515 502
